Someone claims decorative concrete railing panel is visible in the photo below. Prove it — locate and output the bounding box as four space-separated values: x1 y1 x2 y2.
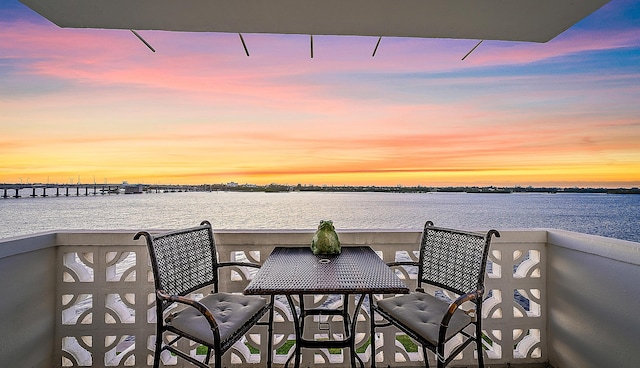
4 228 639 368
56 233 156 367
49 230 548 367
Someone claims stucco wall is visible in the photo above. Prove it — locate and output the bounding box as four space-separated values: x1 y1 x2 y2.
0 234 57 368
546 230 640 368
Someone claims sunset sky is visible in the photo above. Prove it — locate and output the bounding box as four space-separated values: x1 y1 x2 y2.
1 1 639 188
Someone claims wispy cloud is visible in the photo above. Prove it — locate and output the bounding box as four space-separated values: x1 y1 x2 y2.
1 0 639 186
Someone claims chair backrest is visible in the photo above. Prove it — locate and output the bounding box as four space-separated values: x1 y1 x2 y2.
138 221 219 302
418 221 499 297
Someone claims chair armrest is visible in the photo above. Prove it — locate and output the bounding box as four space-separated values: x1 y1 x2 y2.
450 287 484 310
438 287 484 339
386 261 419 267
218 261 262 269
156 290 220 334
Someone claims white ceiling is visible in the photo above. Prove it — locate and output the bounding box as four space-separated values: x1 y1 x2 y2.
20 0 609 43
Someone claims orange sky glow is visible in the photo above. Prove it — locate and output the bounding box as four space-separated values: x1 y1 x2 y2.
1 1 639 188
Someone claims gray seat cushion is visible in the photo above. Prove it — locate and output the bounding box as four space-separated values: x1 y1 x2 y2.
376 292 472 345
169 292 267 346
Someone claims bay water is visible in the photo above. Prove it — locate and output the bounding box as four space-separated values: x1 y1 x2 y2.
1 191 638 242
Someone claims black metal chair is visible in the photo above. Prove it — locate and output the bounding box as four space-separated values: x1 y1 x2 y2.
134 221 274 368
370 221 500 368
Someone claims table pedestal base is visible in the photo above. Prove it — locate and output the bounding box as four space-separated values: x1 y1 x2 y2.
285 294 367 368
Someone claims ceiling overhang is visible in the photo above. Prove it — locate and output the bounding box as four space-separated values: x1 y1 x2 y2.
20 0 610 43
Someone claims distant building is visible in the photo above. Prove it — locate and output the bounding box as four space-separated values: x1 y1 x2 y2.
123 184 144 194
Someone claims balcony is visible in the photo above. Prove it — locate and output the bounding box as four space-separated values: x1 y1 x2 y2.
1 228 638 368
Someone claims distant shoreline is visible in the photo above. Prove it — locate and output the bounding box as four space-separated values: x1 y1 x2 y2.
1 183 639 197
205 184 640 195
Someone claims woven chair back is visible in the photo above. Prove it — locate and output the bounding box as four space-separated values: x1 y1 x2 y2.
146 221 218 303
418 221 492 297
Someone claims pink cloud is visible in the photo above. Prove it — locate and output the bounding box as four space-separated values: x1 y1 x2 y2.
3 8 640 186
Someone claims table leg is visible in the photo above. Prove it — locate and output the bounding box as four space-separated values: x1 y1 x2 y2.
267 295 275 368
351 294 366 368
369 293 376 368
284 294 302 368
284 293 367 368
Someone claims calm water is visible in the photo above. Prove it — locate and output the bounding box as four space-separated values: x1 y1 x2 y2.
1 191 639 242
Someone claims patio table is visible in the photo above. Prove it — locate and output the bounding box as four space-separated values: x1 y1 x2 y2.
244 246 409 368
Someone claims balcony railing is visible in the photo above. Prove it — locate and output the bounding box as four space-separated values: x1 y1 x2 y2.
0 229 638 368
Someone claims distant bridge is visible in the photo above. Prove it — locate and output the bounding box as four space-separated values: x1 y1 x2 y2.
0 184 216 198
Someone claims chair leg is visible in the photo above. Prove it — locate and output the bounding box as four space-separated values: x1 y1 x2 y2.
153 329 162 368
369 294 376 368
422 345 430 368
215 349 222 368
153 300 164 368
204 346 212 366
475 322 485 368
436 343 445 368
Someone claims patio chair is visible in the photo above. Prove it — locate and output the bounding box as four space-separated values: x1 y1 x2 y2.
134 221 274 368
370 221 500 368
